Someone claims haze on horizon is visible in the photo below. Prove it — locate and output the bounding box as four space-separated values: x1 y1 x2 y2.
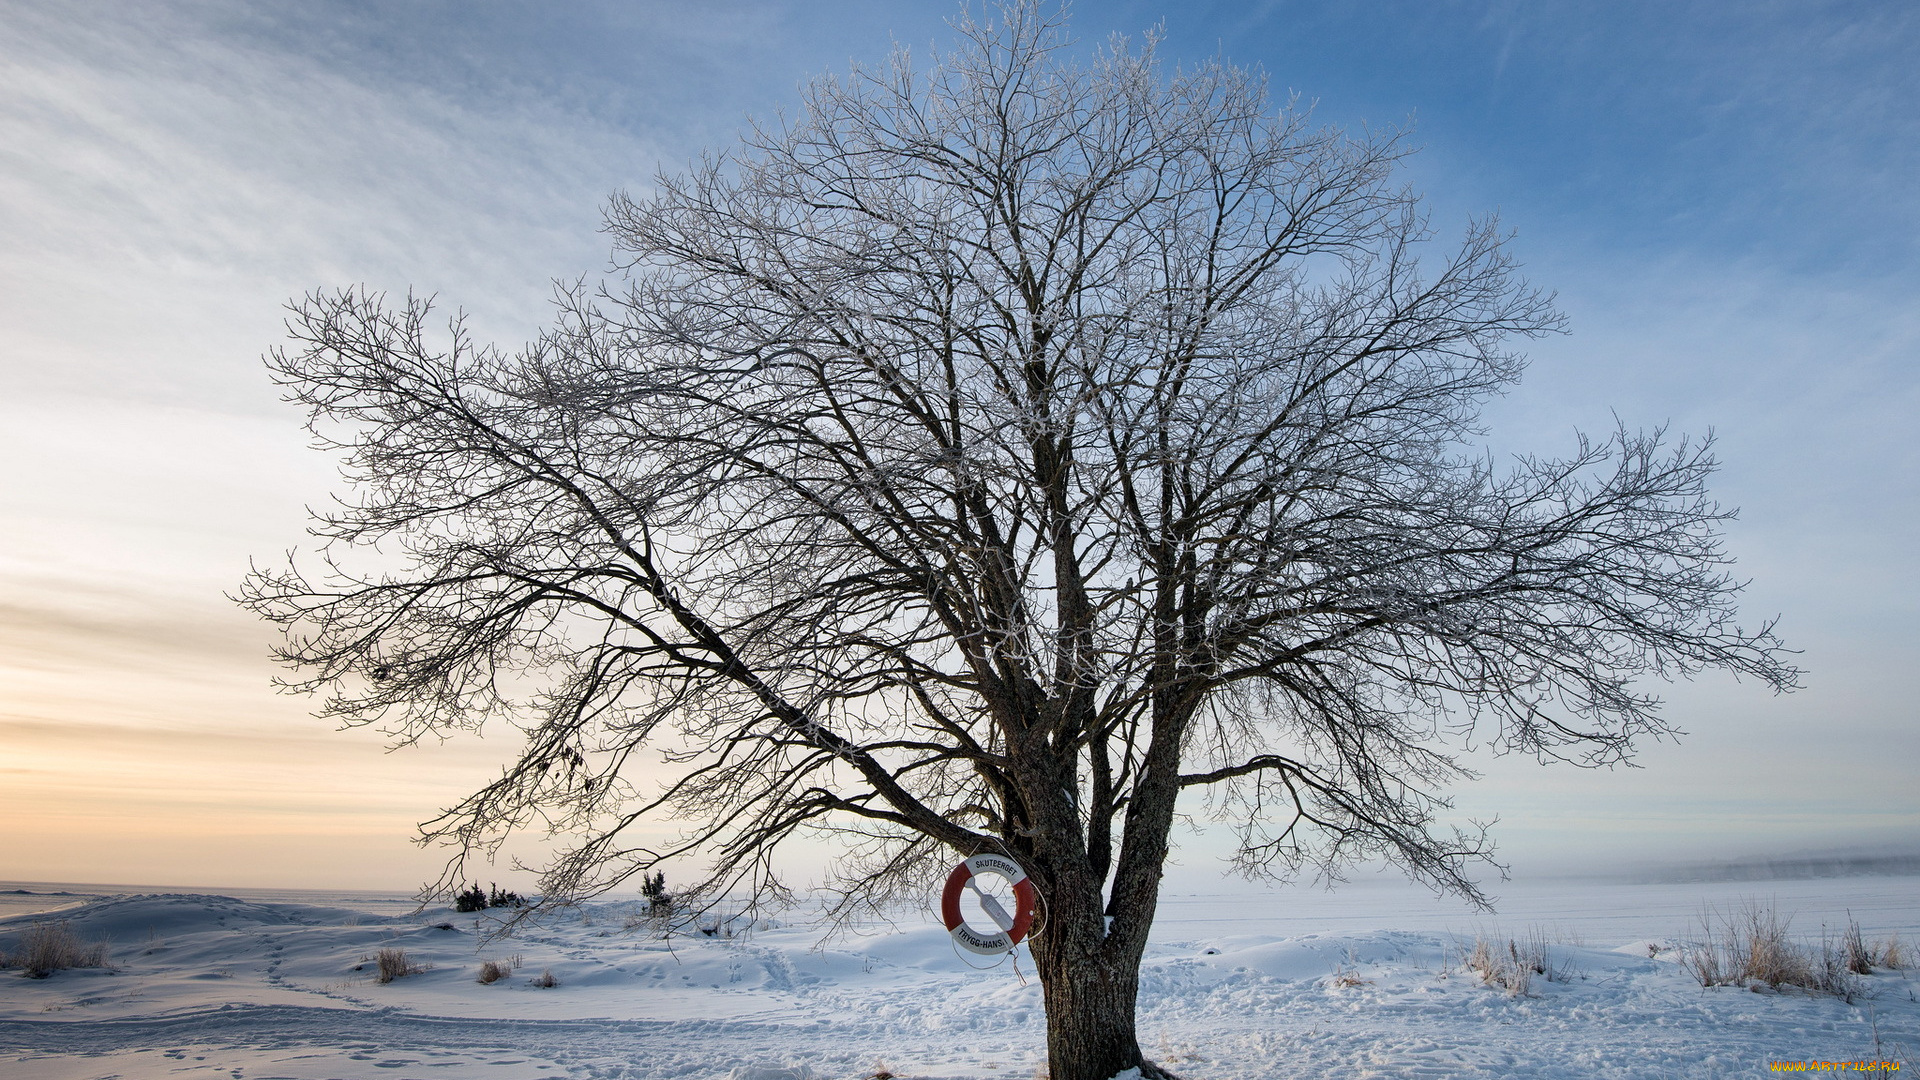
1 0 1915 894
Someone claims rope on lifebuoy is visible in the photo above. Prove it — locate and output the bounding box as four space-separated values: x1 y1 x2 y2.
940 853 1038 956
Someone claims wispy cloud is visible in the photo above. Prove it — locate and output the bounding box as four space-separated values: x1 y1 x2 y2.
0 1 695 415
1 0 1914 888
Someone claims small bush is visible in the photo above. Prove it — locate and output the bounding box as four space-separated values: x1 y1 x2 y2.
3 920 109 978
375 947 428 983
476 959 511 984
1749 916 1810 986
530 968 558 988
641 870 673 916
1811 933 1862 1002
453 882 525 912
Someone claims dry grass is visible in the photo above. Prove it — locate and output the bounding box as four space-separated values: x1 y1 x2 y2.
1844 918 1875 975
1462 929 1572 996
476 959 512 984
1842 919 1907 975
1465 935 1533 996
1 920 109 978
1680 901 1896 1001
1683 901 1811 989
375 947 429 984
529 968 559 988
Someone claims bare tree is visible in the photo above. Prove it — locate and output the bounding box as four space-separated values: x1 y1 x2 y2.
240 6 1797 1077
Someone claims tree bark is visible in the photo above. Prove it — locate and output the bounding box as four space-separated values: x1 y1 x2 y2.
1031 926 1168 1080
1025 853 1179 1080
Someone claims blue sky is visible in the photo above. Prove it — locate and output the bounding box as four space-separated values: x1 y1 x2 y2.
1 0 1914 891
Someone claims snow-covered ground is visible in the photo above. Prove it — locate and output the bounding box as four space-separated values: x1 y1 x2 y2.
2 875 1915 1079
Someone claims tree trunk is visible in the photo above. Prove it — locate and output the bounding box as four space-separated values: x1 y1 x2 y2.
1030 917 1175 1080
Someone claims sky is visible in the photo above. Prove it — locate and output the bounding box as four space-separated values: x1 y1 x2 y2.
1 0 1915 894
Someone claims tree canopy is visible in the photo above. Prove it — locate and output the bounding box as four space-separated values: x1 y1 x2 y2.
242 6 1797 1076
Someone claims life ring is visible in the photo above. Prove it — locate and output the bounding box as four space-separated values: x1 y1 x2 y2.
940 853 1038 955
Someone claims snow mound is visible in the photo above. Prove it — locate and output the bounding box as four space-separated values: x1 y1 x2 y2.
0 892 400 942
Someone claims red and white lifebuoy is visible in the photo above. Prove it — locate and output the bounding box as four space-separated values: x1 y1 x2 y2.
940 853 1038 955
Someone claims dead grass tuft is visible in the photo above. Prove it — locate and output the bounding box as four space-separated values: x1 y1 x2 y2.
1844 921 1908 973
1463 932 1557 996
375 947 429 983
1683 901 1807 989
2 920 109 978
530 968 558 988
1881 932 1905 971
1681 901 1884 1001
476 959 512 984
1844 918 1876 976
